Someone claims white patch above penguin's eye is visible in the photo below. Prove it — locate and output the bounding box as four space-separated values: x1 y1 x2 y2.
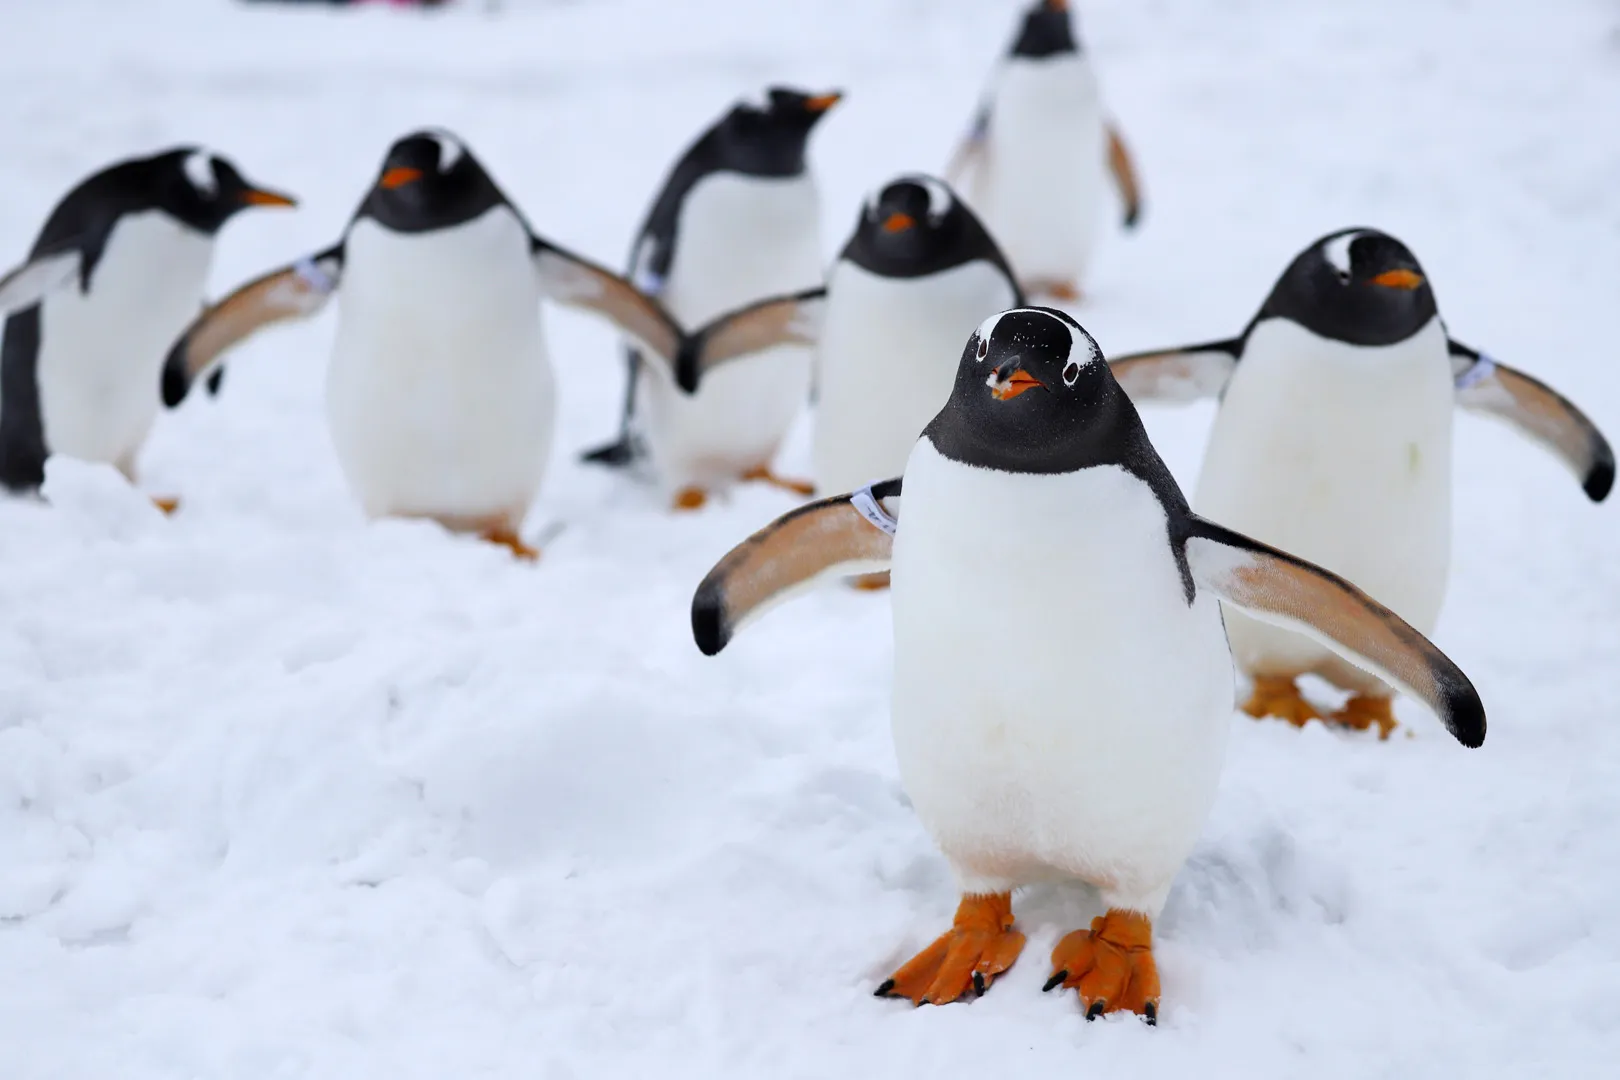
183 150 219 196
426 131 463 172
972 311 1007 354
1322 231 1360 282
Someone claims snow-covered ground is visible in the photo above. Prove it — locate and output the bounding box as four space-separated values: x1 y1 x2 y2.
1 0 1617 1075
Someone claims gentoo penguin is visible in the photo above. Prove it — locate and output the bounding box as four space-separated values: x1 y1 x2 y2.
692 306 1484 1019
1109 227 1612 736
161 129 695 560
946 0 1141 302
579 86 841 509
0 147 295 509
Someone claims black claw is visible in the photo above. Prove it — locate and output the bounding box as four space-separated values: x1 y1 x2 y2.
873 979 895 998
1086 1001 1106 1021
1143 1002 1157 1026
972 971 986 996
1042 971 1067 993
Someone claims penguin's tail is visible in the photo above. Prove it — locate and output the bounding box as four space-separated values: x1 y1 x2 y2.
579 435 643 468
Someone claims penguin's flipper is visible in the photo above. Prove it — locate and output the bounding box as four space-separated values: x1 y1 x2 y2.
691 478 901 655
1105 124 1143 230
531 238 682 368
1184 517 1486 748
0 249 80 317
1450 340 1614 502
1108 339 1241 403
678 288 828 393
161 244 344 407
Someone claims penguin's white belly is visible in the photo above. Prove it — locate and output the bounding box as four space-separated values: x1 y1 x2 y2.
890 441 1232 905
1194 318 1454 693
638 174 822 490
327 211 553 525
813 261 1016 495
36 213 213 471
976 59 1105 285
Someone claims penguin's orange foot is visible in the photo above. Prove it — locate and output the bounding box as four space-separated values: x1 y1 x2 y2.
1025 278 1083 303
671 486 708 512
1332 694 1397 740
875 892 1025 1005
1044 909 1159 1023
151 495 180 516
741 465 814 497
850 571 891 591
481 526 539 562
1241 675 1321 728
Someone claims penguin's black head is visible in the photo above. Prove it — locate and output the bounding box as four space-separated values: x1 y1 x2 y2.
842 174 1005 279
358 129 506 233
925 307 1142 475
149 148 297 234
711 86 842 177
1257 228 1439 346
1012 0 1079 59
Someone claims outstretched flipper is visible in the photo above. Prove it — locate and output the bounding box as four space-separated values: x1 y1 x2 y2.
1450 340 1613 502
1105 124 1143 230
531 237 684 373
162 245 345 407
1108 339 1242 404
0 249 81 317
1184 517 1486 747
691 478 901 655
676 287 828 393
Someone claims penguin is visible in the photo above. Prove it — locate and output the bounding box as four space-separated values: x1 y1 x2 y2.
0 147 296 509
579 86 841 509
1108 227 1613 736
691 306 1484 1019
945 0 1142 302
161 129 695 560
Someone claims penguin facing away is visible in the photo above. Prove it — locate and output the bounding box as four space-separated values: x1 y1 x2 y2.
162 129 707 560
1109 227 1612 737
0 147 296 510
682 174 1022 503
691 306 1484 1019
578 86 841 509
945 0 1142 303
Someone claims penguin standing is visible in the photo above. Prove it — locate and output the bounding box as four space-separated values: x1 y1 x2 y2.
1109 228 1612 735
692 306 1483 1019
162 130 693 559
0 147 296 508
580 86 841 509
946 0 1142 302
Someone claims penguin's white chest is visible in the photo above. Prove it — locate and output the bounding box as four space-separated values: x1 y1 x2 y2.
812 260 1017 495
35 212 214 470
974 57 1105 284
889 441 1232 906
328 209 553 525
639 174 823 491
1195 317 1454 689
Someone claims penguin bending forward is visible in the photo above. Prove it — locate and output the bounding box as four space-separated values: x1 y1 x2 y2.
163 130 711 560
579 86 840 509
1109 228 1612 736
0 147 296 509
945 0 1141 302
692 306 1484 1019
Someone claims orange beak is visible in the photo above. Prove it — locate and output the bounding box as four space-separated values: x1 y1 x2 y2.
805 92 843 112
990 369 1044 401
379 166 423 190
240 188 297 208
1047 0 1068 10
1370 268 1424 290
882 212 915 233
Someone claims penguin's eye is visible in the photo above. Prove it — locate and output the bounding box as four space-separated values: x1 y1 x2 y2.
1062 360 1082 386
1336 269 1351 285
976 337 989 362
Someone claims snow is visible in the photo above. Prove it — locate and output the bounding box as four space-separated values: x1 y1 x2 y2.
1 0 1617 1076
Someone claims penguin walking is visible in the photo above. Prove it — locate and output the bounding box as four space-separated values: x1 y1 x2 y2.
579 86 841 509
1108 227 1612 736
692 306 1483 1019
0 147 296 509
946 0 1142 302
162 130 697 560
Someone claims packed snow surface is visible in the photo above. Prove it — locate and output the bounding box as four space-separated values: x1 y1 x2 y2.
1 1 1617 1076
